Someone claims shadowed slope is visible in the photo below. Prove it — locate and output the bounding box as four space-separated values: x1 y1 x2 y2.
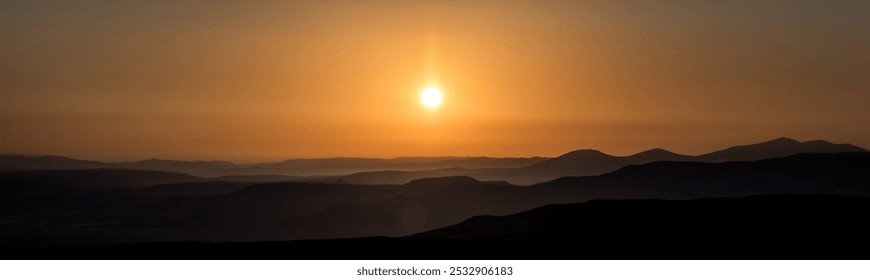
414 195 870 240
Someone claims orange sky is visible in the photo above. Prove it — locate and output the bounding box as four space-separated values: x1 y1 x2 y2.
2 1 869 162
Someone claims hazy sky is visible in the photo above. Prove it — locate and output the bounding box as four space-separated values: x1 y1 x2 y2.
2 0 869 161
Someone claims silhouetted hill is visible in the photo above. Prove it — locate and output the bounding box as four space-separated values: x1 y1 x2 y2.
401 195 870 259
490 138 865 184
413 194 870 240
483 148 694 184
0 155 103 170
534 152 870 200
338 138 867 185
522 149 625 174
628 148 695 162
698 137 866 162
14 195 870 259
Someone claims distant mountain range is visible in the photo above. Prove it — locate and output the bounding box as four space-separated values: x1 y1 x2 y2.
0 154 547 178
2 137 867 259
3 152 869 249
1 137 864 185
332 137 866 184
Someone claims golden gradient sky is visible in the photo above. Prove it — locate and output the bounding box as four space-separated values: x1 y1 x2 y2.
2 1 869 161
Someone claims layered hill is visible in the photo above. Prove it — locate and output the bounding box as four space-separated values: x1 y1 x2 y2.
3 152 869 248
335 138 866 185
0 154 547 178
3 137 863 185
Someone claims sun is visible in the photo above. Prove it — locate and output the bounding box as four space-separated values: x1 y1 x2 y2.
421 87 443 108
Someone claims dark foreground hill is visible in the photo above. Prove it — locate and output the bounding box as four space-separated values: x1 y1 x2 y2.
8 195 869 260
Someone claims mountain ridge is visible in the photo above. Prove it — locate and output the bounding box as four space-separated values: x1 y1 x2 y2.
3 152 870 248
2 137 866 185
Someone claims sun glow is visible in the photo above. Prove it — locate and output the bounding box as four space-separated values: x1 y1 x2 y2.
421 87 443 108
